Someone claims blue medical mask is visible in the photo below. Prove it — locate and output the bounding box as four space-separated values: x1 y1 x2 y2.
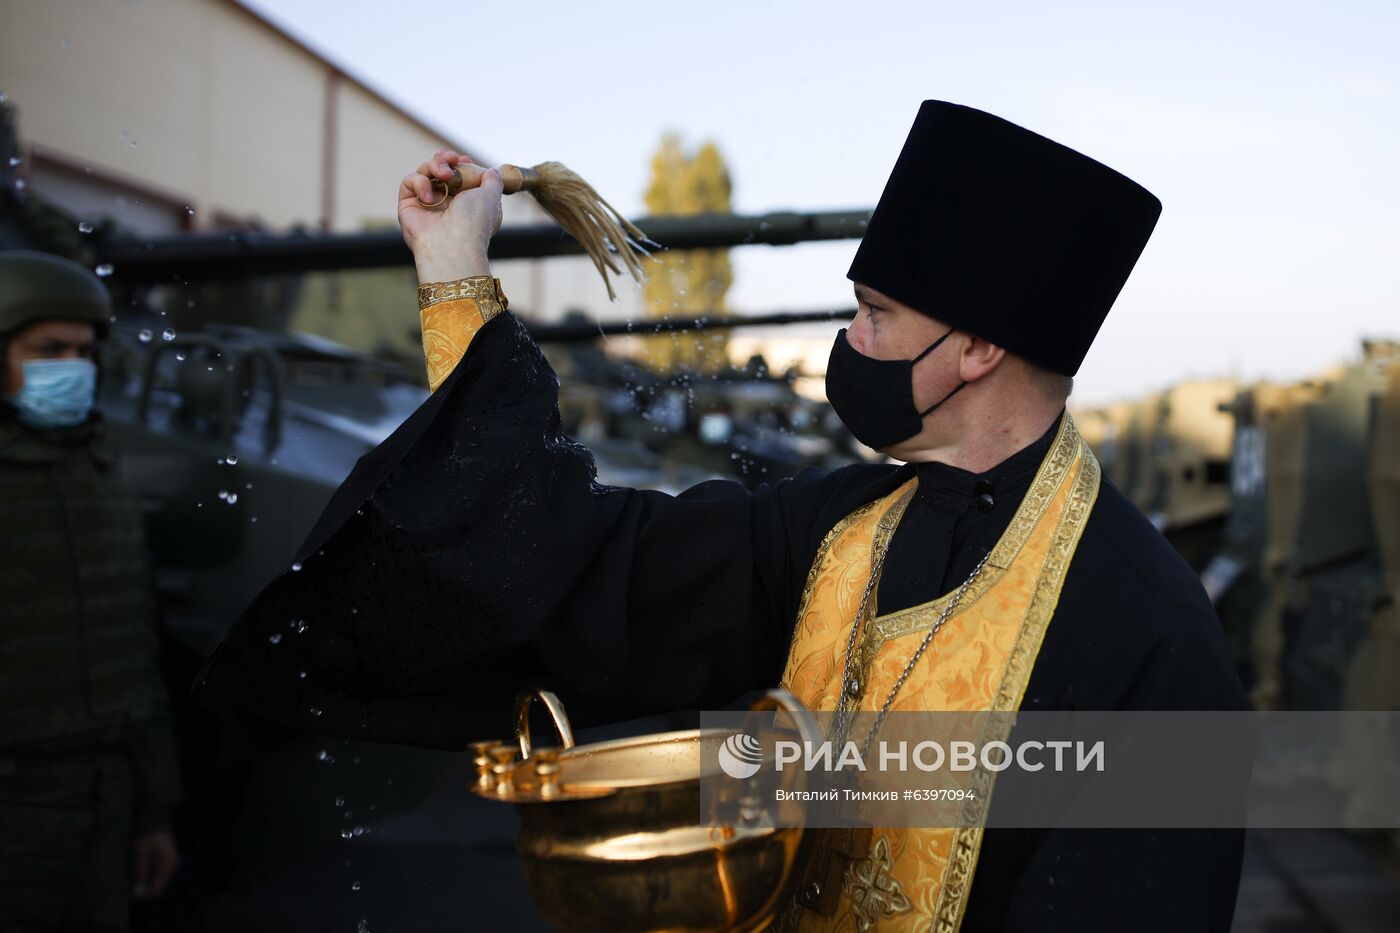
3 358 98 429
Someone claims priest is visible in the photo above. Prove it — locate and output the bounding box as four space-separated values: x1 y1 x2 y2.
198 101 1246 931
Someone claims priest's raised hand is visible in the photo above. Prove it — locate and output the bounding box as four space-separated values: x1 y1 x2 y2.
397 148 501 284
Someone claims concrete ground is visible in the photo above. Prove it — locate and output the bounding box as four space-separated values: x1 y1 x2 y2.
1234 830 1400 933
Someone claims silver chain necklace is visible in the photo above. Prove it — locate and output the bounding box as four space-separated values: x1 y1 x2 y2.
829 526 992 756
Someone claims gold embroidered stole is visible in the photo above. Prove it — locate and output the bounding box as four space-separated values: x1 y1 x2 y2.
776 415 1100 932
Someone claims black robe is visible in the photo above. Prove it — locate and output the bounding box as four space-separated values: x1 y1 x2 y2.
197 313 1246 931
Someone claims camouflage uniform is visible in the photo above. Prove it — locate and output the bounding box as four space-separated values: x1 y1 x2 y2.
0 252 181 932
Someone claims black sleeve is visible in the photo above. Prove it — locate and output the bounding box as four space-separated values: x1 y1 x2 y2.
195 313 876 749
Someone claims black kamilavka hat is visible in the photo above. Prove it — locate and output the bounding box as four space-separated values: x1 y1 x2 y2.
848 101 1162 376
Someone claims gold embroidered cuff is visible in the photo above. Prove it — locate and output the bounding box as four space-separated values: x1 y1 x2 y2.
421 298 488 393
417 275 509 318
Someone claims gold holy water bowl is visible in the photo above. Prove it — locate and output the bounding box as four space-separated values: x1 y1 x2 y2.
470 689 819 933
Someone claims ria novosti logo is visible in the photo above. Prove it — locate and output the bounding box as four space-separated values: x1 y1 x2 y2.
717 733 764 779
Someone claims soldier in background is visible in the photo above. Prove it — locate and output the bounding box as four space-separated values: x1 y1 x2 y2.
0 251 180 932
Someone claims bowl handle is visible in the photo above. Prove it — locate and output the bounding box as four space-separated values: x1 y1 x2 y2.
514 688 576 760
748 688 823 751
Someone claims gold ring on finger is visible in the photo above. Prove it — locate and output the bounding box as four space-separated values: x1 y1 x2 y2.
418 177 451 210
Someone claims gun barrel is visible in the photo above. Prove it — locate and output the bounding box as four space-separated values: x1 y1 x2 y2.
93 210 872 284
529 308 856 343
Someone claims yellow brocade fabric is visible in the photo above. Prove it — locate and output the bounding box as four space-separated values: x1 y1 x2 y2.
420 296 499 392
774 415 1100 932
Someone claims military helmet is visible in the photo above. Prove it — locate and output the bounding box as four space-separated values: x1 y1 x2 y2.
0 250 111 339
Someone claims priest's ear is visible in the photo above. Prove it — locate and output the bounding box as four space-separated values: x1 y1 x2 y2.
956 334 1008 385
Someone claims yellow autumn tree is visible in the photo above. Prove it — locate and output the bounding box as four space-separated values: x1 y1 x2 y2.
641 134 733 372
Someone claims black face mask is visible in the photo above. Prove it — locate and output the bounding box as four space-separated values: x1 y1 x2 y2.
824 327 968 450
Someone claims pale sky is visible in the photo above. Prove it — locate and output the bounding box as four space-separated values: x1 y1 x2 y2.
242 0 1398 404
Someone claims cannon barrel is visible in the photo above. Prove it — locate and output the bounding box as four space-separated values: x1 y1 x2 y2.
92 209 872 284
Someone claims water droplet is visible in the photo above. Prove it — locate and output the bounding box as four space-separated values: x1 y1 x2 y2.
310 707 324 718
351 880 362 892
335 796 346 807
295 620 308 634
77 221 94 234
250 515 258 523
185 205 195 216
291 561 303 572
225 454 238 465
357 921 371 933
298 670 307 679
138 328 153 343
7 156 20 168
217 490 229 500
161 327 176 341
95 263 114 278
12 178 26 192
175 352 186 361
245 482 253 490
340 827 353 839
316 750 333 765
225 493 238 505
352 825 366 837
268 633 282 645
